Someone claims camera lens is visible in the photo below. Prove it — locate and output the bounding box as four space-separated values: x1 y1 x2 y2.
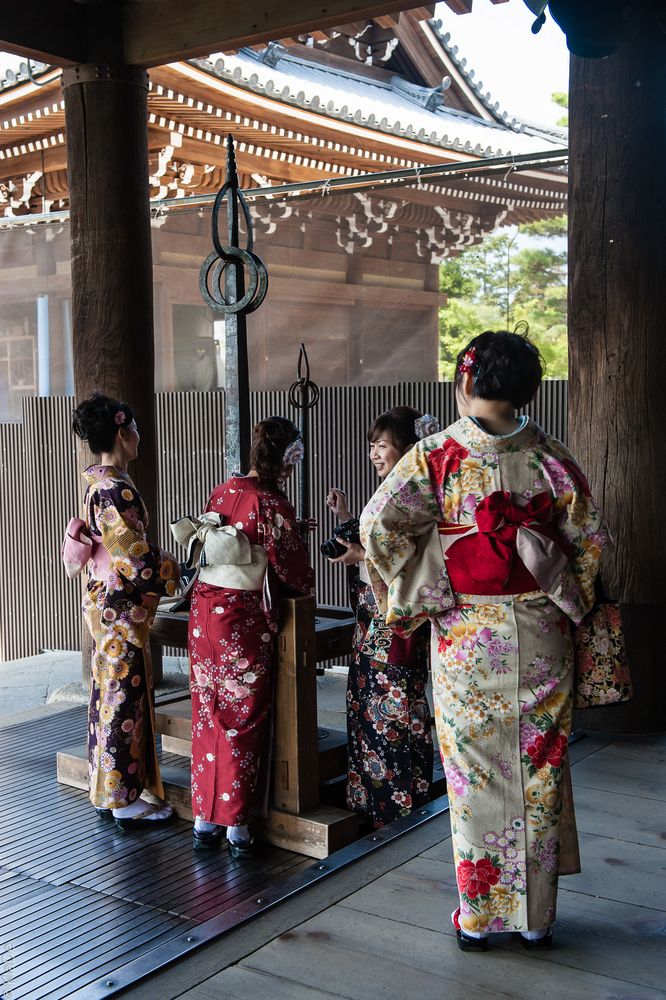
320 538 345 558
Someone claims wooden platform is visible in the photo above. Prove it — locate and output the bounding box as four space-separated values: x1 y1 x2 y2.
0 706 315 1000
0 703 449 1000
56 742 357 860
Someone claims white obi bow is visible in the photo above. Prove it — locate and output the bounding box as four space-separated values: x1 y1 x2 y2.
170 512 270 606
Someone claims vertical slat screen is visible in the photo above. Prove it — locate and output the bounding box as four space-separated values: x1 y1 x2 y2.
0 421 27 662
0 382 568 661
155 390 226 546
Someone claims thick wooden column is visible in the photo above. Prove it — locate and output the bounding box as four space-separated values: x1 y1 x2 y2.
568 18 666 731
62 65 158 682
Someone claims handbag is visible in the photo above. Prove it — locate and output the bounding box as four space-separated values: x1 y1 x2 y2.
573 577 632 709
61 517 111 581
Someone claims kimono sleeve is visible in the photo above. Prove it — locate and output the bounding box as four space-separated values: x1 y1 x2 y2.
93 484 179 598
359 441 454 633
260 497 315 596
539 441 607 624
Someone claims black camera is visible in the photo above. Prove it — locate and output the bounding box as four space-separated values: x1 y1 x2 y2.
320 518 360 559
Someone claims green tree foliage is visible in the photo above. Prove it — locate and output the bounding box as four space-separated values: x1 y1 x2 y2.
551 90 568 127
438 215 568 381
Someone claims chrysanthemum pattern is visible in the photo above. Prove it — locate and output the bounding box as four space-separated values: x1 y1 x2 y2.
82 465 179 809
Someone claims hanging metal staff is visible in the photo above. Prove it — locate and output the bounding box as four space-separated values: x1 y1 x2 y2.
288 344 320 540
200 135 268 477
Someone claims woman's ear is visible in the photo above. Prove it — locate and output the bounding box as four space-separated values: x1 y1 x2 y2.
462 371 474 397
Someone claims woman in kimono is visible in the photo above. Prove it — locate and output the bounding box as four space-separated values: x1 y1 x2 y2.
188 417 314 857
73 393 180 829
326 406 438 829
360 331 605 950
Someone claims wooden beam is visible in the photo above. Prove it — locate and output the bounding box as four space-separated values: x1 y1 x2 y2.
441 0 473 13
0 0 86 65
122 0 434 67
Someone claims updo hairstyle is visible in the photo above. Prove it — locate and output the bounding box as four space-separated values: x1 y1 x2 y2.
72 392 134 455
455 330 544 409
367 405 421 454
250 416 300 493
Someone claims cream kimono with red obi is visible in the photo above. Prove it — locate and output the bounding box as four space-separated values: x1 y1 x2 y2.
360 417 605 934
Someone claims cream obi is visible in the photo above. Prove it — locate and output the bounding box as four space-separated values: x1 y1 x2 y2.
170 512 269 600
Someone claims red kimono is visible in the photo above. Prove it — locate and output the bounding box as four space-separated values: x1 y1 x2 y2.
188 476 314 826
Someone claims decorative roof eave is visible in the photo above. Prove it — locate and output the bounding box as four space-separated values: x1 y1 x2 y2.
0 65 59 104
180 56 550 162
174 59 505 162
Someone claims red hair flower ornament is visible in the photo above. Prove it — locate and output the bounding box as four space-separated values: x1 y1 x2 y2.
114 410 127 426
459 347 477 374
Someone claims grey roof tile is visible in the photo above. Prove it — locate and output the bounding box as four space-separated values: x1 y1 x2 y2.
195 45 564 158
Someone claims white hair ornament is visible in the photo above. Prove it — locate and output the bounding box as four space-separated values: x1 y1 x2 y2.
282 438 304 466
414 413 440 440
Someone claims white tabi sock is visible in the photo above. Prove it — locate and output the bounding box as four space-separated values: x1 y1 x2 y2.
227 823 251 844
194 819 219 834
521 928 549 941
112 798 173 821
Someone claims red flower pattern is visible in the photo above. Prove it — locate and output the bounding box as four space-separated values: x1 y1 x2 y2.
526 729 568 769
427 439 469 487
456 857 501 900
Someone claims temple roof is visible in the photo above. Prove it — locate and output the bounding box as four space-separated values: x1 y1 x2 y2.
195 40 564 160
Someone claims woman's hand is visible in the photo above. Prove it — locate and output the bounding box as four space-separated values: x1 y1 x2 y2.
326 488 352 521
296 517 318 539
328 538 366 566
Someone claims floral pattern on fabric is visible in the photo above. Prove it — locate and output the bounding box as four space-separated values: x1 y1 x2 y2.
346 581 433 827
573 602 632 707
188 476 314 826
82 465 179 809
360 417 604 932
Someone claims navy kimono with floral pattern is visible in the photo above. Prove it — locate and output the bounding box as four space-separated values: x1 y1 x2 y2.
346 568 433 829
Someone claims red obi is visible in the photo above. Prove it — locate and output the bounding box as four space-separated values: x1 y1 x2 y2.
439 491 570 596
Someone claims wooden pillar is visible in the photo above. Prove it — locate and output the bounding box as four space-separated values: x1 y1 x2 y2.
568 16 666 731
62 65 157 683
272 596 319 814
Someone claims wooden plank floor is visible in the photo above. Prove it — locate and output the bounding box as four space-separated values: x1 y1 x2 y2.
0 707 313 1000
159 733 666 1000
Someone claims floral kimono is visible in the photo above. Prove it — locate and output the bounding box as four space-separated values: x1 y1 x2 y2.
82 465 179 809
360 417 605 934
188 476 314 827
347 566 433 828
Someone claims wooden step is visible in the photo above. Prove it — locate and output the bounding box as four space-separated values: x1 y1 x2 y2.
56 745 358 860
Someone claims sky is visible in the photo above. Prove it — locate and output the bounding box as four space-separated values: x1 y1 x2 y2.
435 0 569 128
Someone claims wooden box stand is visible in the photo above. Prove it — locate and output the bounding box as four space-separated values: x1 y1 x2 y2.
57 597 358 859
